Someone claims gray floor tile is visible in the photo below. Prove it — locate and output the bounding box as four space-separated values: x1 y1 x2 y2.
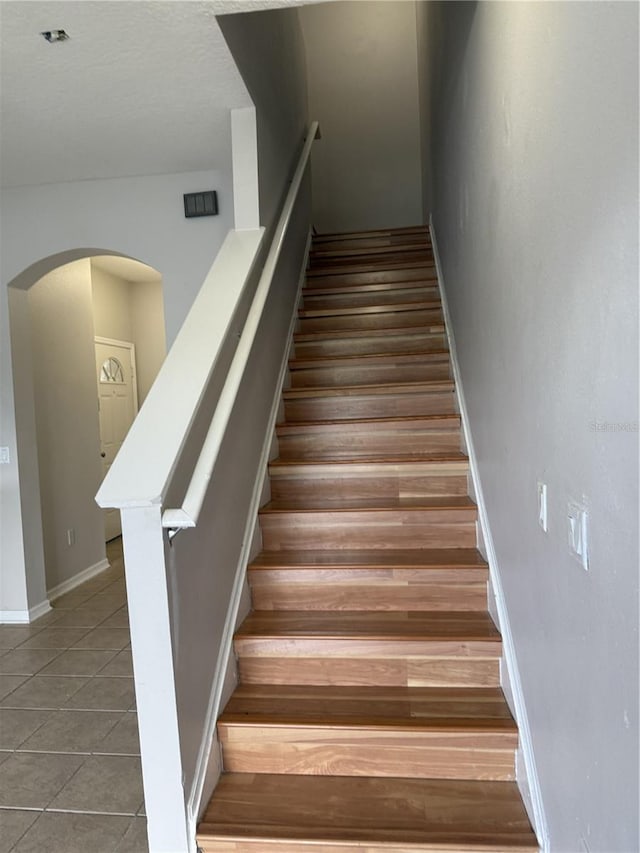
97 650 133 677
0 708 51 748
48 754 143 815
0 674 29 700
72 627 130 651
26 609 65 628
50 590 96 610
12 811 131 853
0 809 39 853
62 677 135 711
0 675 88 709
18 627 92 650
114 817 148 852
0 627 43 649
0 648 63 675
99 609 130 629
96 712 140 755
19 710 123 753
0 751 85 808
38 649 117 676
48 609 109 628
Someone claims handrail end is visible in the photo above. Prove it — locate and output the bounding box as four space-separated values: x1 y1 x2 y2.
162 507 197 530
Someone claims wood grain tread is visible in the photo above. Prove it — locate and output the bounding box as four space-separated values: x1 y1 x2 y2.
219 685 516 731
269 452 467 468
299 301 442 318
249 548 487 571
302 279 437 297
235 610 501 642
313 225 429 240
277 414 460 432
198 774 537 850
282 379 455 399
294 325 445 342
261 496 476 513
306 260 436 278
289 350 450 370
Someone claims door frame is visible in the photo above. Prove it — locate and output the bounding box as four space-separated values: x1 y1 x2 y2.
94 336 139 413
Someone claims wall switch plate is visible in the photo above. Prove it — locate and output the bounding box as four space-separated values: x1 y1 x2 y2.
0 446 10 464
537 481 548 532
568 500 589 570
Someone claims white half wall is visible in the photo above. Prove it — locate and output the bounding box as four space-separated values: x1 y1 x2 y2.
299 0 423 232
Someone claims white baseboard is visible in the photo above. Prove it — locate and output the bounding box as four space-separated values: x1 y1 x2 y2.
0 598 51 624
187 228 314 834
47 557 111 602
429 215 549 851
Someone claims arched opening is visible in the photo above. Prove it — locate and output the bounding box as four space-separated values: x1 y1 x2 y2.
7 249 166 611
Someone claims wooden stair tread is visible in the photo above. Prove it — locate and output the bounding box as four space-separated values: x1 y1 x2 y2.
235 610 500 641
302 279 437 296
198 774 537 849
277 414 460 432
294 325 445 342
219 684 516 730
299 301 441 318
307 260 436 278
261 495 475 513
269 452 468 468
314 225 429 240
289 350 450 369
282 379 454 399
249 548 487 571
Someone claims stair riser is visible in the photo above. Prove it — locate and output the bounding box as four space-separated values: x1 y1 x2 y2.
289 362 451 389
302 279 438 299
302 287 440 310
199 843 534 853
310 238 430 255
219 729 516 781
298 309 443 334
236 651 500 689
277 428 461 459
309 252 434 272
294 332 446 359
249 576 488 612
269 471 469 502
284 390 456 422
260 510 476 551
305 265 436 289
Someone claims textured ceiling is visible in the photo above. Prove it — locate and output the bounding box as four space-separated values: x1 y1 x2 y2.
0 0 323 188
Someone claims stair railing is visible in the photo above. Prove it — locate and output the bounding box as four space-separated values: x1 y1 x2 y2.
162 121 320 534
95 121 319 853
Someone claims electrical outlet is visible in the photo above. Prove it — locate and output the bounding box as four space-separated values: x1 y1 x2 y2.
66 528 76 548
537 481 548 532
568 500 589 571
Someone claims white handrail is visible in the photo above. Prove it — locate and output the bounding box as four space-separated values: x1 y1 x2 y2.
162 121 320 532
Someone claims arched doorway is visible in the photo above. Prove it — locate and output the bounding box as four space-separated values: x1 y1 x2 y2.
3 250 165 622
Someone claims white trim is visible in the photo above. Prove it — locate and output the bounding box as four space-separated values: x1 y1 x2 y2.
231 106 260 231
0 599 51 624
186 228 313 834
429 215 549 851
95 336 139 414
47 557 110 602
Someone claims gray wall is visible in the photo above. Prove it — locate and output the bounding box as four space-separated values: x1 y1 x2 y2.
417 2 638 851
218 6 309 233
299 1 423 233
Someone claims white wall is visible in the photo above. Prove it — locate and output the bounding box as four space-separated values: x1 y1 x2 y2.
299 0 423 233
27 260 106 592
91 264 167 405
417 2 639 850
0 166 233 618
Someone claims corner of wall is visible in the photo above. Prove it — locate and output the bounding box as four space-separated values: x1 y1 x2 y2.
429 215 550 851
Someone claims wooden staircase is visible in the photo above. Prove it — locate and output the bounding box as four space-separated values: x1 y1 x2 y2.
197 226 538 852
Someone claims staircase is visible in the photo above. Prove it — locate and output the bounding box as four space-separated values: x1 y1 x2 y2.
197 226 538 852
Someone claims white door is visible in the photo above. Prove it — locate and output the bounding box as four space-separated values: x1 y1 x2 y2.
95 338 138 541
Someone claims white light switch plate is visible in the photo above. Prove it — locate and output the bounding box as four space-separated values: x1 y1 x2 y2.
568 500 589 571
537 481 548 532
0 446 9 464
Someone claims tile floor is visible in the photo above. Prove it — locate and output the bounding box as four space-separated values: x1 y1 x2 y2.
0 539 148 852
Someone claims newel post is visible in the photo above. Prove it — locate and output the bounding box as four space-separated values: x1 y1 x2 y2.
120 505 191 853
